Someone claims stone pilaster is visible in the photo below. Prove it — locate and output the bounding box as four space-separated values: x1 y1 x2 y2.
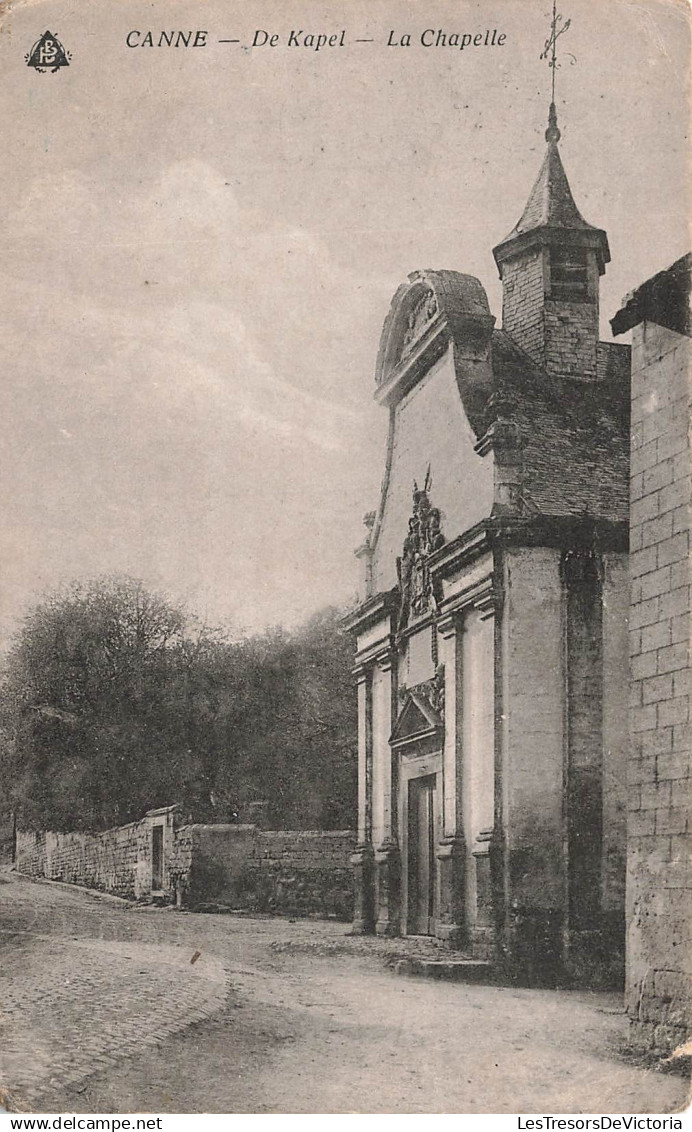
374 838 401 936
350 842 375 934
436 614 466 944
436 835 466 945
372 650 400 935
352 665 374 933
356 667 372 845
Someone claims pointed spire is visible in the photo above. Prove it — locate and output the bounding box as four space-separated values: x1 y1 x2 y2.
492 105 610 275
504 124 588 236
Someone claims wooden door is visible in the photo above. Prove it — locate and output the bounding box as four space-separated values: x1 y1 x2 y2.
407 775 438 935
152 824 164 891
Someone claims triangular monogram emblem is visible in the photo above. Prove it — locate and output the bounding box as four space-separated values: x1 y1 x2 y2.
26 31 70 73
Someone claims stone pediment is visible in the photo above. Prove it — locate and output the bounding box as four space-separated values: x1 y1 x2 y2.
373 269 495 419
390 688 443 748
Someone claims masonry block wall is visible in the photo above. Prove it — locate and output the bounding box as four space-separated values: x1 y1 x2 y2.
501 253 600 380
15 830 46 876
544 301 598 381
0 812 14 862
163 826 357 919
627 320 692 1054
170 823 258 908
16 820 152 899
501 250 545 364
242 830 356 920
17 821 356 920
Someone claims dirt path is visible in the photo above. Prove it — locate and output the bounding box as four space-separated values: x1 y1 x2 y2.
38 948 688 1115
2 871 688 1114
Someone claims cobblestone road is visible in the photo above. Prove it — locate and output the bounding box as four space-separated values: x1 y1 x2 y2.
0 867 442 1112
0 868 688 1115
0 874 229 1111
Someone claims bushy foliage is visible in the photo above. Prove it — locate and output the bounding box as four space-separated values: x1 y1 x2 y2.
0 577 356 832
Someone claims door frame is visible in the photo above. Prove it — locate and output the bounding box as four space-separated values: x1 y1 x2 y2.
398 750 442 936
151 820 165 894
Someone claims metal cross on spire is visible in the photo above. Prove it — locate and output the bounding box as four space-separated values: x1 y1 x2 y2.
540 0 573 107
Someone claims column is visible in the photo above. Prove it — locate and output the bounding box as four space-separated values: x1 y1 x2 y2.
435 614 466 945
351 666 374 934
372 651 400 936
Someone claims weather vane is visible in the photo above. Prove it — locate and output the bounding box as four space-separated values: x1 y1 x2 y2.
540 0 575 106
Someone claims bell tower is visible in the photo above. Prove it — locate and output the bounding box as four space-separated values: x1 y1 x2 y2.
492 102 610 382
493 1 610 383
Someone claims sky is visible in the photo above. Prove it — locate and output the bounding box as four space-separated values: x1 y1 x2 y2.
0 0 689 644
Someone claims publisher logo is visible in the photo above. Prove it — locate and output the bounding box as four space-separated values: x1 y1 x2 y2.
26 31 70 72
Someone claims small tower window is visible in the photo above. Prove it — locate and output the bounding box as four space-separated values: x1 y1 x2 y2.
550 245 589 301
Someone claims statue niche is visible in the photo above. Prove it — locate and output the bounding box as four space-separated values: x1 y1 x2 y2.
396 471 445 635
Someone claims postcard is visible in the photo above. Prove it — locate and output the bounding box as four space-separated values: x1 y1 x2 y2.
0 0 689 1116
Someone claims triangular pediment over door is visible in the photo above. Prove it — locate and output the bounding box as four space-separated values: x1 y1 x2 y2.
390 690 443 749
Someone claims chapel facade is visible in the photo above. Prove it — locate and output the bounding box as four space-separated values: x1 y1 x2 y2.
345 104 631 984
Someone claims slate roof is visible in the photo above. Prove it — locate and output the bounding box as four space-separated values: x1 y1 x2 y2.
492 107 610 273
489 330 630 523
501 143 592 239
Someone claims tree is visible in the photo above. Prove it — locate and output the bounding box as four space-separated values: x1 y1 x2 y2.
216 608 357 829
0 576 222 830
0 579 358 834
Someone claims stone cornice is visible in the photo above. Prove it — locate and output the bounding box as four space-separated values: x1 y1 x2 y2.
374 322 449 408
438 576 497 625
341 588 398 635
493 225 609 276
489 515 628 552
353 640 397 673
428 521 493 581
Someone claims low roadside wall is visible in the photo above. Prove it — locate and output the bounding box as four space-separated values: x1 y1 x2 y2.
15 816 162 899
179 827 355 919
16 818 356 920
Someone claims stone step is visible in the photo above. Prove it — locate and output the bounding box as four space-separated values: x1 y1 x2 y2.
394 957 495 983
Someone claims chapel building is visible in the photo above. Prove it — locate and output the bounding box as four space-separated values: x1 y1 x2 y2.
345 104 631 983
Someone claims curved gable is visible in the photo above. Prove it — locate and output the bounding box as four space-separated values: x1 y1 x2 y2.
371 346 495 593
368 270 497 595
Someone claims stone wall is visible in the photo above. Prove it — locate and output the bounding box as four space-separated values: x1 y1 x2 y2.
601 555 630 918
498 543 628 984
544 299 598 381
15 830 46 875
500 248 545 364
500 250 600 381
182 827 356 920
0 811 14 862
564 548 605 974
499 546 566 976
16 821 152 899
627 319 692 1054
17 818 356 921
